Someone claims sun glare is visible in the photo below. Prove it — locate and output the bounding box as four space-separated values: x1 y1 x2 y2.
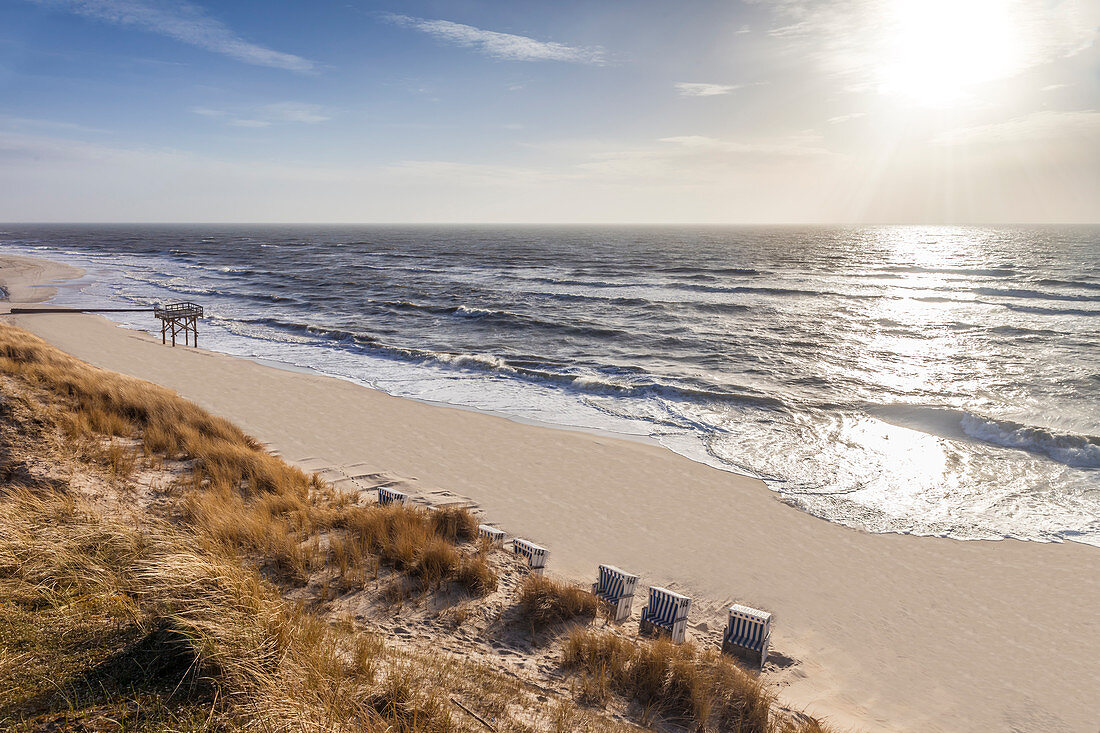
877 0 1026 105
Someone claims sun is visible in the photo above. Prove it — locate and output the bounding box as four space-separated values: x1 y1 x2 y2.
875 0 1026 106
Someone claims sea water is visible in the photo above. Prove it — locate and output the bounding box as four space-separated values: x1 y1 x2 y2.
3 224 1098 545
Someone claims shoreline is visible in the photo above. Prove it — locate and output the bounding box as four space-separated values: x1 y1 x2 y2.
3 252 1098 732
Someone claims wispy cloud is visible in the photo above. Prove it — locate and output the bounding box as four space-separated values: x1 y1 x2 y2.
383 13 605 64
192 102 330 128
227 118 270 128
932 110 1100 146
29 0 315 71
827 112 866 124
0 114 110 134
675 82 742 97
261 102 330 123
657 134 829 157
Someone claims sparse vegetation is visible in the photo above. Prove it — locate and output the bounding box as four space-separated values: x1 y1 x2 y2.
563 629 776 731
0 323 836 733
454 554 498 596
429 505 480 543
518 573 599 629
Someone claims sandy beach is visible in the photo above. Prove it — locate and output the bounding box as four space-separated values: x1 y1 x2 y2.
0 254 84 304
3 253 1097 732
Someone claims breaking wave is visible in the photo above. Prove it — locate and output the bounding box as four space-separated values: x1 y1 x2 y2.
961 415 1100 468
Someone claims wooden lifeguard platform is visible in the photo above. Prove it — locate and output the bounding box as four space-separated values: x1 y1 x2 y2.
154 301 203 347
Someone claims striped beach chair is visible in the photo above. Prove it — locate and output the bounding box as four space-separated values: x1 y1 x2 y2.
511 538 548 573
378 487 409 507
722 604 772 667
477 524 506 546
639 586 691 643
591 564 639 623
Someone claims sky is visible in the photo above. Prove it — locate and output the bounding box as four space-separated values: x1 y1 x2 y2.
1 0 1098 223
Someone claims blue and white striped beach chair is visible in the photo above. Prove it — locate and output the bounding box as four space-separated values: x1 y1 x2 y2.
592 564 639 623
722 604 772 667
477 524 506 546
511 538 548 573
378 487 409 507
639 586 692 643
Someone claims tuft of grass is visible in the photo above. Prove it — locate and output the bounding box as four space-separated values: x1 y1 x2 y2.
428 506 479 543
412 537 460 586
562 628 782 731
365 665 457 732
453 555 498 596
517 574 598 630
79 404 135 437
102 440 139 480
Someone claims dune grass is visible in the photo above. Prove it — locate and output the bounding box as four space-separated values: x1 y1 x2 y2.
563 628 775 731
518 573 599 629
0 324 497 596
0 485 455 733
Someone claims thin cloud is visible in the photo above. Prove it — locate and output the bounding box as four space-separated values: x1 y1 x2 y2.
827 112 866 124
383 13 605 64
0 115 110 134
675 82 742 97
228 119 270 128
29 0 315 71
658 134 829 157
191 102 330 127
932 110 1100 146
261 102 330 123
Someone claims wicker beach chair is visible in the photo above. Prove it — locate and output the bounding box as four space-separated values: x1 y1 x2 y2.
378 487 409 507
722 604 772 667
639 586 691 643
477 524 506 546
511 538 548 573
592 564 639 622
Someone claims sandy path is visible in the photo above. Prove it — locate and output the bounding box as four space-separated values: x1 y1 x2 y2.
3 253 1096 732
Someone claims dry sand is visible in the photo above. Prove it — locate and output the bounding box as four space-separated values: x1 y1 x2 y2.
3 253 1097 732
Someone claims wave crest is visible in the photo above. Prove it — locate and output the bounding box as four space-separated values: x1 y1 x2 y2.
961 415 1100 468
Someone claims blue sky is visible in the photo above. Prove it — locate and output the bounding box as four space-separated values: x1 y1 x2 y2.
1 0 1098 222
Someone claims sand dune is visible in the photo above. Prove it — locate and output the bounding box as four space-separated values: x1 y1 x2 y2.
3 253 1097 732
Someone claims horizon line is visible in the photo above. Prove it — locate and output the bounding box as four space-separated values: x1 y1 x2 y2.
3 221 1098 227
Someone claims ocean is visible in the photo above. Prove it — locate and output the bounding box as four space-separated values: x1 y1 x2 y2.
3 224 1098 545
